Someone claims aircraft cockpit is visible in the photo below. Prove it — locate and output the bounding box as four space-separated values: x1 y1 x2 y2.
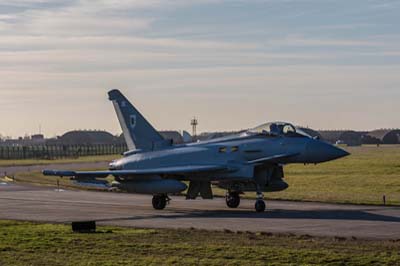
249 122 311 138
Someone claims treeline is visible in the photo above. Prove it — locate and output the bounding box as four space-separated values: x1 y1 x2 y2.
0 144 127 160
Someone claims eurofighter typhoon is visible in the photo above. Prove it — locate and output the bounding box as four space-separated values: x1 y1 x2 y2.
44 90 349 212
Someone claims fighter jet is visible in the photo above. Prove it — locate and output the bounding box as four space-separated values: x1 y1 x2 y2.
44 89 349 212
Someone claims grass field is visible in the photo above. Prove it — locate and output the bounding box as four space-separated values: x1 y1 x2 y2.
0 220 399 266
267 145 400 205
8 145 400 206
0 155 119 167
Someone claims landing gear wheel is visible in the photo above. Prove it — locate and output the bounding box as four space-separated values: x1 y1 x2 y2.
152 195 167 210
255 200 266 213
226 192 240 208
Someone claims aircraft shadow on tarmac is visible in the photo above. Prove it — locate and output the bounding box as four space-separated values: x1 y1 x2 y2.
96 208 400 223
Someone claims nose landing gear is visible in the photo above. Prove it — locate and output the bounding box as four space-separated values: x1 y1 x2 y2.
225 190 266 212
255 199 266 212
255 192 266 213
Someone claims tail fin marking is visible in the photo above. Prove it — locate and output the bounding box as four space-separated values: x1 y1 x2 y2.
108 89 164 151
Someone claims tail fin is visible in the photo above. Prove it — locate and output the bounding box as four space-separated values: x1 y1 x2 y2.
108 89 164 151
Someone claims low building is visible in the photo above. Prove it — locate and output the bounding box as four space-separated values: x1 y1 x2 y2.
319 130 363 146
317 130 344 144
0 134 46 146
159 131 184 144
30 134 46 145
119 130 185 145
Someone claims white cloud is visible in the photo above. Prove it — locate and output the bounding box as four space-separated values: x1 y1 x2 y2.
268 36 384 47
0 3 153 36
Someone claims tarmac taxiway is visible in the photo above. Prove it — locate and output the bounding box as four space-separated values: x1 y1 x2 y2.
0 182 399 240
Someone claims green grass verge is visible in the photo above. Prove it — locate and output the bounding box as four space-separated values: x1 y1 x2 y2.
0 220 399 266
0 155 120 167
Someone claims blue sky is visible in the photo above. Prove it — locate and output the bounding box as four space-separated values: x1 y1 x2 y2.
0 0 399 137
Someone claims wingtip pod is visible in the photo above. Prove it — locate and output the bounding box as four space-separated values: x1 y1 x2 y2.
42 170 57 176
43 170 76 177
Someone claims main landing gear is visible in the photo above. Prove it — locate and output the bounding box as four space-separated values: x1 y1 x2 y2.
226 191 241 208
152 194 170 210
255 192 266 213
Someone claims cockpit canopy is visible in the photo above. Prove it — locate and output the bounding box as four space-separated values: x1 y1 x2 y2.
249 122 311 138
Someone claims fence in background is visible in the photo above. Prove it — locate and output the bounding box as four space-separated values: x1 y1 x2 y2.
0 144 127 160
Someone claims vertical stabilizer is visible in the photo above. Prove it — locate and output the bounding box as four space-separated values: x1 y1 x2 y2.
108 89 164 151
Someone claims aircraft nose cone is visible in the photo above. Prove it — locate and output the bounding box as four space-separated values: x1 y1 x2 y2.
305 140 350 163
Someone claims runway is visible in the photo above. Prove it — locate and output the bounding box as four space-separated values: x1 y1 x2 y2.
0 182 399 240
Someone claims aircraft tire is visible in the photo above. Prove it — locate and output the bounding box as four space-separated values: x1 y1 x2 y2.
152 195 167 210
255 200 266 212
226 193 240 208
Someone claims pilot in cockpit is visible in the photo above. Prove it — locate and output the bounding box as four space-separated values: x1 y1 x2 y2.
250 122 311 138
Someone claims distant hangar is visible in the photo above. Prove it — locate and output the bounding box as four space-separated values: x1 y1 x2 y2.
319 130 364 146
48 130 187 146
59 130 116 145
363 129 400 144
318 129 400 145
